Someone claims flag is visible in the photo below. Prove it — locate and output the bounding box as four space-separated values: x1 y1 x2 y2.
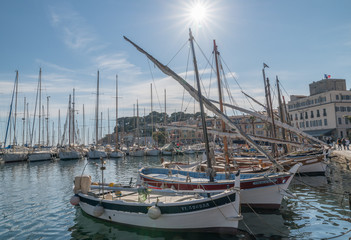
324 74 331 79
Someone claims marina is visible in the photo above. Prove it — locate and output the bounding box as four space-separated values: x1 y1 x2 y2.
0 152 350 239
1 1 351 239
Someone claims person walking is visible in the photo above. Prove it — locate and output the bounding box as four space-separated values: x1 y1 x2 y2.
342 138 346 150
346 138 350 150
336 138 341 150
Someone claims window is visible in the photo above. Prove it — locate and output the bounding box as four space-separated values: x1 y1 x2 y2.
316 109 320 117
295 114 298 120
306 121 309 127
335 107 339 112
256 124 263 129
346 118 349 125
338 118 342 124
319 120 322 126
310 111 314 118
324 119 328 126
300 113 303 120
290 115 293 121
323 109 327 116
305 112 308 119
336 95 339 100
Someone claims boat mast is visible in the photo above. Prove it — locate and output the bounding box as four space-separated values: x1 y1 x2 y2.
151 83 153 138
108 108 110 144
115 75 118 150
72 88 75 146
13 70 19 147
22 97 26 146
38 68 42 147
83 104 85 146
213 40 230 167
68 94 72 146
95 71 99 145
46 96 50 146
137 100 140 147
189 29 213 181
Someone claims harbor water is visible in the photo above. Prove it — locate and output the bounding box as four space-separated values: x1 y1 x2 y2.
0 154 350 239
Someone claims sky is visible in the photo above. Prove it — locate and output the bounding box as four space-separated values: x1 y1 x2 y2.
1 0 351 145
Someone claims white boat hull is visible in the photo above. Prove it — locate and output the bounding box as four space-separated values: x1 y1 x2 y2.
28 152 52 162
129 149 144 157
2 152 27 163
145 149 160 156
59 151 82 160
109 151 124 158
77 190 241 231
88 150 107 159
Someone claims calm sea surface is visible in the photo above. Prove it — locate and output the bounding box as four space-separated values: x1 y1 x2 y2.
1 154 350 240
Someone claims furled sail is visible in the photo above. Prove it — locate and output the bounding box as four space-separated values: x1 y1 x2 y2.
124 36 284 171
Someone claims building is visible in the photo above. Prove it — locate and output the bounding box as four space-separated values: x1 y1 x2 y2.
287 78 351 139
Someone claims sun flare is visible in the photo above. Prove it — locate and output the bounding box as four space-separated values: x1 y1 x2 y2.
191 3 207 23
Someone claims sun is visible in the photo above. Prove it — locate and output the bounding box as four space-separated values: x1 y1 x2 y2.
190 3 207 23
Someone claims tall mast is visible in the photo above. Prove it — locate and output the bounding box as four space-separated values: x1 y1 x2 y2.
266 78 277 156
108 108 110 144
26 102 29 145
22 97 26 146
52 122 55 146
115 75 118 150
13 70 19 147
68 94 72 146
58 109 61 146
38 68 42 146
46 96 50 146
100 112 103 142
95 71 99 144
137 100 140 146
164 89 166 126
276 76 286 142
189 29 213 181
213 40 230 166
72 88 75 146
151 83 153 137
42 105 45 146
83 104 85 146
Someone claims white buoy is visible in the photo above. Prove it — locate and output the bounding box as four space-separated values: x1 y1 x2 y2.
93 204 104 217
70 195 80 206
147 206 161 219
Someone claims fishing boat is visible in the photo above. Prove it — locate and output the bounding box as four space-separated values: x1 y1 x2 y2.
139 163 300 209
70 160 242 232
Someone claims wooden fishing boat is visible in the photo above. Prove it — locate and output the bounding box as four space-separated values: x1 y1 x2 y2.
71 162 242 232
139 163 300 209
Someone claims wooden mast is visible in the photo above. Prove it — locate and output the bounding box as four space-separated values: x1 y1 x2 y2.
189 29 214 181
213 40 230 167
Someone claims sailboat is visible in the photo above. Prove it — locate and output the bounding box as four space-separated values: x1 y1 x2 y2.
124 30 301 209
28 68 53 162
88 71 107 159
59 90 83 160
145 83 161 156
109 75 124 158
129 100 145 157
2 71 28 163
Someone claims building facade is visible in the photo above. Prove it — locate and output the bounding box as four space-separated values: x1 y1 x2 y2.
287 78 351 139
